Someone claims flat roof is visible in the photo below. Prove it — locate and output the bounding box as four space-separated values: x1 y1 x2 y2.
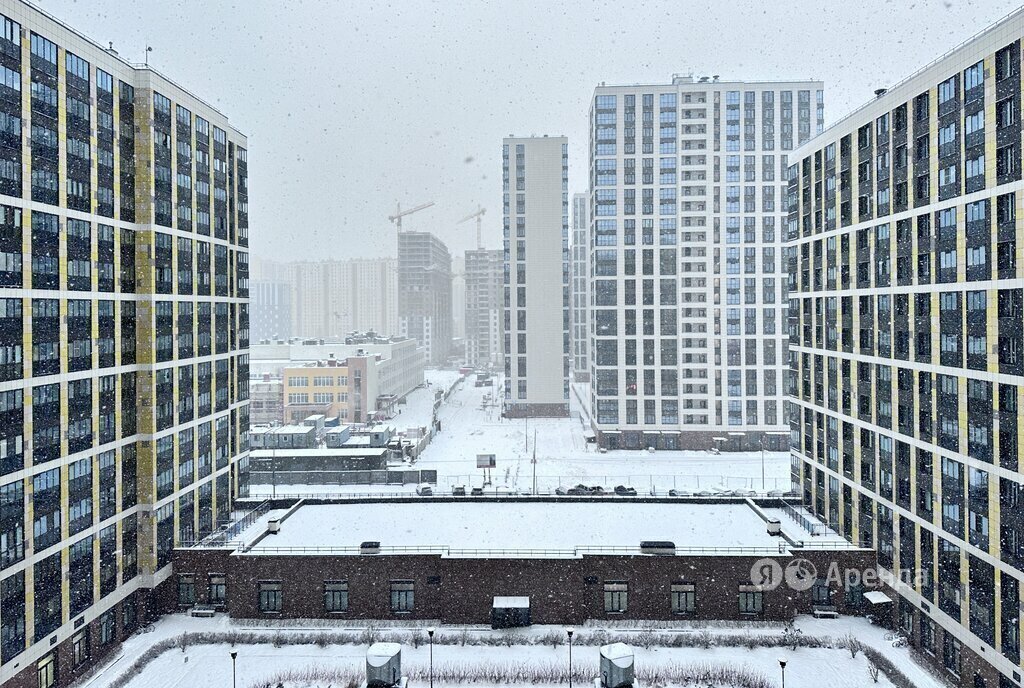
245 501 804 556
250 447 388 458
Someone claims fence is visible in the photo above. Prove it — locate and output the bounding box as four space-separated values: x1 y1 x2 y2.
249 469 437 486
780 499 832 536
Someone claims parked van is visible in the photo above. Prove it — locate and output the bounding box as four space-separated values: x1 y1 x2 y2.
416 483 433 496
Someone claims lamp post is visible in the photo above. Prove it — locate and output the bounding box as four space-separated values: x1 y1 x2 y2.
230 651 237 688
427 627 435 688
566 627 574 688
778 658 787 688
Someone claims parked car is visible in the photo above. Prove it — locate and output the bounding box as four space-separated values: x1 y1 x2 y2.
555 486 568 496
452 485 466 496
567 484 590 495
416 483 433 496
471 486 484 496
614 485 638 496
589 485 607 495
667 489 691 497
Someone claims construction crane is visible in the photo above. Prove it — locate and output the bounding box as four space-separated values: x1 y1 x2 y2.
388 201 435 232
457 206 486 249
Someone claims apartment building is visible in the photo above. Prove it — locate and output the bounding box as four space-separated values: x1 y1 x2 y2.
398 231 453 365
464 248 503 368
587 76 823 450
250 278 292 341
0 1 250 685
571 192 590 381
502 136 570 417
253 335 424 424
250 257 398 340
788 11 1024 687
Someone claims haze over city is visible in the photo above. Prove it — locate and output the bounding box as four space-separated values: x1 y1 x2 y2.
44 0 1022 260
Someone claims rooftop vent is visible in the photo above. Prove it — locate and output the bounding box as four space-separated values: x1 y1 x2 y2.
875 88 888 98
366 643 403 687
600 643 635 688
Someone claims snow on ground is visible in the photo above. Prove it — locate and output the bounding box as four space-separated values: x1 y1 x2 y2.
250 371 792 497
81 613 944 688
417 376 790 492
385 369 465 433
246 501 786 554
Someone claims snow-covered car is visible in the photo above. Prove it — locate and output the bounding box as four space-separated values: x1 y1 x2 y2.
452 485 466 496
667 489 691 497
555 486 568 496
470 487 484 496
614 485 638 496
694 490 712 497
416 483 433 496
767 489 785 498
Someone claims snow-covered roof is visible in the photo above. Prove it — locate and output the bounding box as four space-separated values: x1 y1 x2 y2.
243 501 814 556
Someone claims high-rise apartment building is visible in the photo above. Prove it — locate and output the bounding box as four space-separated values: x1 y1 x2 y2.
0 1 250 684
587 76 823 449
788 12 1023 688
250 257 398 339
251 279 292 341
464 248 503 368
571 192 590 381
502 136 569 417
398 231 453 365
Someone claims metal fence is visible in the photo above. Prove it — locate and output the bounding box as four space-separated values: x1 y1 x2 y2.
249 469 437 486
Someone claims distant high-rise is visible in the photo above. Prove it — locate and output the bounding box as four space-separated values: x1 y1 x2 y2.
464 248 503 368
250 257 398 339
251 279 293 341
452 254 467 341
502 136 569 416
0 1 250 683
398 232 453 365
571 192 590 381
588 76 823 449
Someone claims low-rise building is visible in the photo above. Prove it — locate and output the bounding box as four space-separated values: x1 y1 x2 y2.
250 375 285 425
170 499 872 625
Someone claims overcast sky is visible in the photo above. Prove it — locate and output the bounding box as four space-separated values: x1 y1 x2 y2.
43 0 1021 262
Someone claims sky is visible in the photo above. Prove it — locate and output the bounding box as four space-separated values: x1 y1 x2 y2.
42 0 1022 263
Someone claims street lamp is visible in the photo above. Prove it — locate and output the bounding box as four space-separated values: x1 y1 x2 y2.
566 627 575 688
427 627 435 688
778 658 787 688
230 651 237 688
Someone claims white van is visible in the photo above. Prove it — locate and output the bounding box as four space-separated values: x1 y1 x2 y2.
416 483 433 496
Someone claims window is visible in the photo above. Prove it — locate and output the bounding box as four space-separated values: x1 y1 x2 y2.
258 580 282 613
390 580 414 612
325 581 349 612
604 581 628 612
208 574 226 606
739 589 763 614
178 574 196 606
671 583 695 613
37 652 57 688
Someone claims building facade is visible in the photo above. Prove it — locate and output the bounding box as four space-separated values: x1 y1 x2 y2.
0 2 250 685
788 12 1024 687
587 76 823 449
250 257 398 340
398 231 453 366
250 279 292 342
253 336 424 424
502 136 570 417
464 248 503 369
571 192 590 381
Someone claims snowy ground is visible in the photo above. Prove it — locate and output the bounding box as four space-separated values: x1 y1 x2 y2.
251 373 793 497
79 614 945 688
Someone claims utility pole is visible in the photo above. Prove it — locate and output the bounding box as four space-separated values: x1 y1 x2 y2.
531 429 537 494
